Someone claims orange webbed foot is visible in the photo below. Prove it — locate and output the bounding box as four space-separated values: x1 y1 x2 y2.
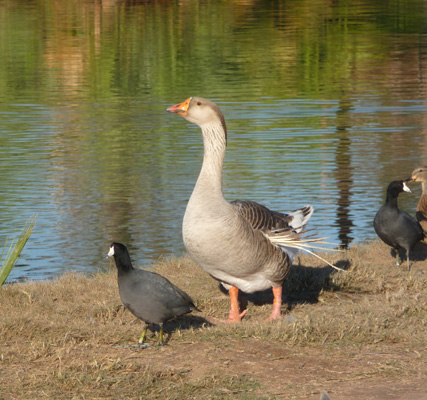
209 286 246 323
208 309 247 324
227 308 247 322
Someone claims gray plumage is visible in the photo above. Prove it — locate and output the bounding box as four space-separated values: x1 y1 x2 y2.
167 97 313 321
108 242 200 345
374 180 424 270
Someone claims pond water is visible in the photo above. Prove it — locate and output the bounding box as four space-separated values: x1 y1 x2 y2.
1 0 427 282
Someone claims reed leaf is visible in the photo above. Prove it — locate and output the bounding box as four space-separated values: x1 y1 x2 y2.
0 215 37 285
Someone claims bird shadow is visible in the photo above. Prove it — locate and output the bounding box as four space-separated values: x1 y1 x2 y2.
219 259 351 313
145 315 213 345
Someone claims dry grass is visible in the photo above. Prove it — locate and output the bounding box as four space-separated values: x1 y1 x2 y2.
1 240 427 399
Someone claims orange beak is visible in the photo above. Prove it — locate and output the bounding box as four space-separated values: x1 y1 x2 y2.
167 97 192 116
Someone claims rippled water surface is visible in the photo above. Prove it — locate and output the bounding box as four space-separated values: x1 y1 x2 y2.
1 0 427 281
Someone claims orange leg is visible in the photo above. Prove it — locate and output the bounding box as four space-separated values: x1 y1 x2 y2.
227 286 247 322
264 286 282 321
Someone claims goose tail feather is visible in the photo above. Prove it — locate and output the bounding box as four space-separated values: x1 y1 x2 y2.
288 205 314 233
264 229 345 272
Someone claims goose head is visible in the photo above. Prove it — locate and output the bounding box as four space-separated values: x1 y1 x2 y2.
167 97 227 139
406 166 427 184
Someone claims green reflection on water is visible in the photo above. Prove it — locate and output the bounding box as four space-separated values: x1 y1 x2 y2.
1 0 427 280
1 0 426 102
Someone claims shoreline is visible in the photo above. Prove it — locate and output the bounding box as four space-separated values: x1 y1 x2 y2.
2 240 427 399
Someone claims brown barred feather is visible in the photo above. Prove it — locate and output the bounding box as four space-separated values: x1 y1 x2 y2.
231 200 294 232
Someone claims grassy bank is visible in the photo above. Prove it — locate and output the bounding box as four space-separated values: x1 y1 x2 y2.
1 240 427 399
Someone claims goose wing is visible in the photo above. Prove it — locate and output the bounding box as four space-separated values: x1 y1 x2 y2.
231 200 313 233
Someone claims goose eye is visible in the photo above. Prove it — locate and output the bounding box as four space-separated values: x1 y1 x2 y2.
197 102 201 106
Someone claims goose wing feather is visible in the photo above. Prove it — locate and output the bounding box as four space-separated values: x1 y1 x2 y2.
231 200 312 233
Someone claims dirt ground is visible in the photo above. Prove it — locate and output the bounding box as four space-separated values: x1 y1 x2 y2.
100 338 427 399
1 240 427 399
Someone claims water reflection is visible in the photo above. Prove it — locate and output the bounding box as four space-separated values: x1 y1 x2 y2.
1 0 427 281
334 98 354 249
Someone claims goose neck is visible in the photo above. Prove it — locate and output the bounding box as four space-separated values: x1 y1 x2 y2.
195 122 227 194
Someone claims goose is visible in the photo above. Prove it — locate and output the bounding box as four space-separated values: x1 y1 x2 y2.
167 97 315 322
107 242 200 346
405 166 427 233
373 180 424 270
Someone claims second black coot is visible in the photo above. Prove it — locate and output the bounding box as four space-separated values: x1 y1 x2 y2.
373 180 424 270
108 242 200 346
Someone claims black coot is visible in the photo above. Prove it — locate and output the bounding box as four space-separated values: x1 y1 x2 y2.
108 242 200 346
374 180 424 270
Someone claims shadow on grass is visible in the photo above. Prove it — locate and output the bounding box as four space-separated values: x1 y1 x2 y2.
218 258 351 313
144 315 213 345
391 241 427 265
